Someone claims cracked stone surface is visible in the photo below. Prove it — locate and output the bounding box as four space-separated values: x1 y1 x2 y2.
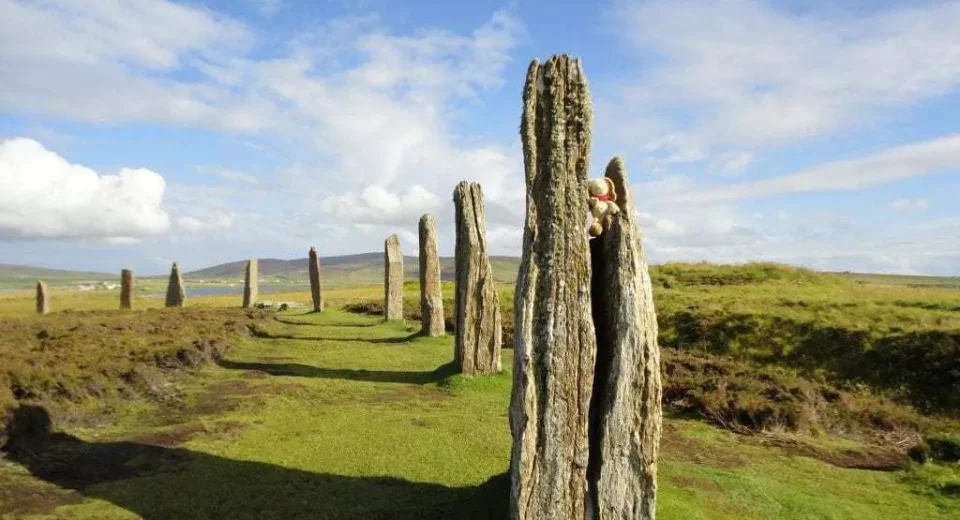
453 182 501 375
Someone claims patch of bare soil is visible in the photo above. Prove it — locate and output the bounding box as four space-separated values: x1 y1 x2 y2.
754 435 910 471
127 420 248 448
668 474 723 492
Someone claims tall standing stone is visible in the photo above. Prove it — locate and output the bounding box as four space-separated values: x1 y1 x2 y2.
419 215 445 337
453 182 501 375
308 247 324 312
510 55 596 520
509 55 662 520
588 158 662 520
164 262 185 308
384 234 403 321
242 259 258 309
120 269 134 310
35 281 49 315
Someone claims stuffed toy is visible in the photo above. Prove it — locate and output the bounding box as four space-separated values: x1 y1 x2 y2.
586 177 620 237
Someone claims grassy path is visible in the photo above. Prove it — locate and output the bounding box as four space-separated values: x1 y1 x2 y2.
1 308 957 519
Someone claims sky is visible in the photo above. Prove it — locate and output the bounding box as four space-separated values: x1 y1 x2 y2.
0 0 958 275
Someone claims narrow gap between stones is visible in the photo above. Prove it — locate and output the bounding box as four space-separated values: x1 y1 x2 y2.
587 236 613 518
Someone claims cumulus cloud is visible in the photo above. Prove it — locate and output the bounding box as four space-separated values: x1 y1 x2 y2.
321 185 441 225
0 137 170 239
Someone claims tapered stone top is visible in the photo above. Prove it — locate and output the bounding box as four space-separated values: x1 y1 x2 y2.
510 55 597 520
308 247 324 312
164 262 186 308
35 281 49 315
419 214 445 337
588 158 662 520
243 259 258 309
453 182 502 375
120 269 134 310
384 234 403 321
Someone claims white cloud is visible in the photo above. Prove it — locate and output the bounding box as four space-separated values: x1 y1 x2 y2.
678 134 960 203
610 0 960 158
105 236 141 245
177 213 235 232
711 151 754 176
321 185 441 225
890 198 929 212
197 166 258 184
1 2 523 226
0 0 261 130
0 137 170 239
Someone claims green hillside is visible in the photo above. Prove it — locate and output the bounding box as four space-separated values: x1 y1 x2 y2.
0 264 113 290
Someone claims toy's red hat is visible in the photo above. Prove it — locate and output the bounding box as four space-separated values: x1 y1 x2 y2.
595 177 617 202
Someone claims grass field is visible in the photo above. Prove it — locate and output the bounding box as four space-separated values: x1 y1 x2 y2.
1 264 958 518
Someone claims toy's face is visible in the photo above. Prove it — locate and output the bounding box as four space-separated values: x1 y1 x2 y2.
587 178 609 197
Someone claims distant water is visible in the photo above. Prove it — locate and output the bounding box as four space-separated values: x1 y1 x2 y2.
144 284 302 298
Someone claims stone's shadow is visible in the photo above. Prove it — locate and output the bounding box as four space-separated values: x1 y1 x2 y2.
272 317 378 328
3 406 508 520
216 359 459 385
253 331 422 344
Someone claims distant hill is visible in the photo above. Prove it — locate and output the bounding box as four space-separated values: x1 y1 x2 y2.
0 264 114 290
187 253 522 286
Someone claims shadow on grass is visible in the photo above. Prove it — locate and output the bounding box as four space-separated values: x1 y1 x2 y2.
273 317 379 328
216 359 458 385
251 330 422 344
3 406 508 520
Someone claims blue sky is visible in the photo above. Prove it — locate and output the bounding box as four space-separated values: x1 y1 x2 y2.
0 0 958 275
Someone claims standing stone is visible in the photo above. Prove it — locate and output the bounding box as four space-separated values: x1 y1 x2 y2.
308 247 324 312
35 281 49 315
120 269 134 310
453 182 502 375
419 215 445 337
164 262 185 308
384 234 403 321
510 55 596 520
588 158 662 520
510 55 662 520
242 259 258 309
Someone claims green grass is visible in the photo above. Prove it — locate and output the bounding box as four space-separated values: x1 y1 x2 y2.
1 307 957 519
2 262 959 518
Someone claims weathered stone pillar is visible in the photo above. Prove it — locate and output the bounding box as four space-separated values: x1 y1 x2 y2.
242 259 258 309
509 55 662 520
588 158 662 520
384 234 403 320
308 247 324 312
510 55 596 520
120 269 134 310
35 281 49 315
419 214 445 336
453 182 501 375
165 262 185 308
